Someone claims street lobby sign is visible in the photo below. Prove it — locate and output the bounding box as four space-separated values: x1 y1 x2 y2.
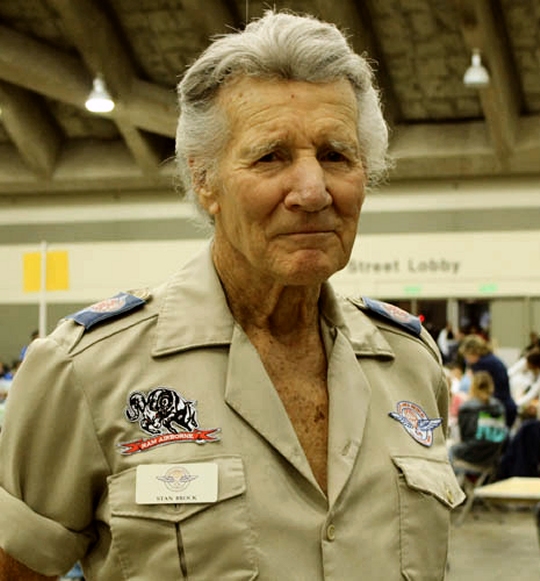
345 257 461 276
330 231 540 299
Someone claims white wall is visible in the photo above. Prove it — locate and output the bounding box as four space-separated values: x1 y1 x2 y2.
1 230 539 304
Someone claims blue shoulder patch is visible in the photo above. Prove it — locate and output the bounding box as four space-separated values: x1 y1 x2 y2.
358 297 422 337
66 290 149 331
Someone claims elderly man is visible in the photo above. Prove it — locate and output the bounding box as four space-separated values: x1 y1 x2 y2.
0 11 463 581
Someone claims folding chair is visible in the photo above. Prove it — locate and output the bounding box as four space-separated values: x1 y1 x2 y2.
453 458 500 526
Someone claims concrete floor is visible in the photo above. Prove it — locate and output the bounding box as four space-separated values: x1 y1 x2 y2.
448 505 539 580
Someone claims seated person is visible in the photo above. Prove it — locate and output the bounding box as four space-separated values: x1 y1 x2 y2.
460 334 517 428
445 364 467 443
510 349 540 420
498 419 540 478
446 360 471 395
449 371 508 469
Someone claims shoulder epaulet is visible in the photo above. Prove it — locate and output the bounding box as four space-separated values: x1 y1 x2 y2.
350 296 422 337
65 289 151 331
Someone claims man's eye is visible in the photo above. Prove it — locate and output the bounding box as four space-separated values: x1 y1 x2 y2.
257 151 280 163
320 150 348 163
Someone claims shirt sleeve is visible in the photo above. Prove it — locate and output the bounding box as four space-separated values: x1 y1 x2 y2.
0 337 109 576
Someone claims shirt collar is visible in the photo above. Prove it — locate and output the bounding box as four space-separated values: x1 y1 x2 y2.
151 241 394 360
152 240 235 356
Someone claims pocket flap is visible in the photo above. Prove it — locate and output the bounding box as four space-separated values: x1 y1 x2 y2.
108 455 245 522
392 455 465 508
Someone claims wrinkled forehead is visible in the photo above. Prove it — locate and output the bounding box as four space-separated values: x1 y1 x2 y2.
218 74 356 108
216 76 359 142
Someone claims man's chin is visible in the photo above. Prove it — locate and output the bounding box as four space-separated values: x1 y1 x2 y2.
276 258 341 286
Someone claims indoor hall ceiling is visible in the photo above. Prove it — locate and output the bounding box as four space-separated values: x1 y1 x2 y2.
0 0 539 198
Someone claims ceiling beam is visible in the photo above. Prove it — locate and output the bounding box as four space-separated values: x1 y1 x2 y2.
0 141 175 194
389 114 540 179
46 0 134 96
0 24 90 107
47 0 166 175
454 0 522 166
0 81 63 177
115 121 170 176
347 0 401 125
0 24 177 138
181 0 240 34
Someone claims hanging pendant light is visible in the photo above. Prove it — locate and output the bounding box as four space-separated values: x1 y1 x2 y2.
85 76 115 113
463 49 490 89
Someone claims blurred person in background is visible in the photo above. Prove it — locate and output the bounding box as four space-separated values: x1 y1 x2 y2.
449 371 508 469
460 334 517 429
437 321 457 364
508 349 540 421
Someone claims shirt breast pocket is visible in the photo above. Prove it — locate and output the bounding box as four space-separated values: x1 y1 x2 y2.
392 454 465 581
108 455 258 581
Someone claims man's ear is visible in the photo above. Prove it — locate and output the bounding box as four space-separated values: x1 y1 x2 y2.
198 185 220 216
189 159 220 215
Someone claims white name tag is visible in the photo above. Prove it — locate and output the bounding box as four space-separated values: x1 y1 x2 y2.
136 463 218 504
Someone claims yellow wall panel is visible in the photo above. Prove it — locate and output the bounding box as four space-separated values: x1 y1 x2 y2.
22 250 69 292
23 252 41 292
46 251 69 291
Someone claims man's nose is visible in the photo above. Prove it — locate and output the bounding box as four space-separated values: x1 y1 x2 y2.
283 157 332 212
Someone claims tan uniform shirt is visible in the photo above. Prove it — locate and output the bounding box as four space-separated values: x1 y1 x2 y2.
0 244 464 580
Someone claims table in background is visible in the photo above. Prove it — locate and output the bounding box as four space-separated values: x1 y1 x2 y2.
475 477 540 549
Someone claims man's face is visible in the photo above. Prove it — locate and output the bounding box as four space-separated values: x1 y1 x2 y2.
197 77 366 286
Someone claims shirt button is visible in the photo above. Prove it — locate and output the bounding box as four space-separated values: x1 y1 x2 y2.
446 487 454 504
326 524 336 541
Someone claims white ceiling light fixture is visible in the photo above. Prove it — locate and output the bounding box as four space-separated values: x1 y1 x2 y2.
463 48 490 89
85 76 115 113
